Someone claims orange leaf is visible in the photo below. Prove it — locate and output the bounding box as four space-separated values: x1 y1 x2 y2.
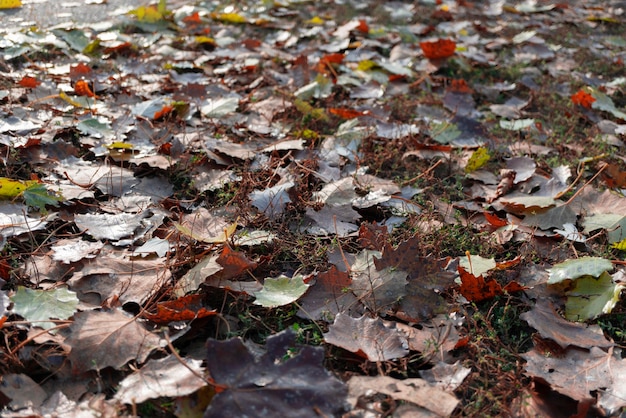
183 11 203 25
571 89 595 109
495 255 522 270
458 266 502 302
319 53 345 65
69 63 92 81
356 19 369 33
0 316 6 328
153 105 174 120
18 75 40 88
74 80 95 97
484 211 508 227
388 74 406 82
103 42 134 56
420 39 456 59
601 162 626 189
214 245 258 281
329 107 367 119
158 142 172 155
143 294 217 325
448 78 473 94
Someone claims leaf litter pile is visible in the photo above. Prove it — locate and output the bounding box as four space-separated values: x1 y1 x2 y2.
1 0 626 416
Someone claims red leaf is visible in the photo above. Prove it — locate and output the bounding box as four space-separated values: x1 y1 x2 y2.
328 107 367 119
319 53 345 65
388 74 406 82
69 63 92 81
242 39 262 50
74 80 95 97
448 78 473 94
143 294 217 325
571 89 595 109
153 105 174 120
18 76 40 88
103 42 135 57
183 11 203 25
158 142 172 155
458 266 502 302
420 39 456 59
213 245 258 281
495 255 522 270
356 19 369 33
357 221 388 251
484 211 508 227
600 162 626 189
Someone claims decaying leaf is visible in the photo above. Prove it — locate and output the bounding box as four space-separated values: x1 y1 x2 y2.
115 355 206 404
65 309 164 373
204 329 348 417
324 314 409 361
347 375 459 417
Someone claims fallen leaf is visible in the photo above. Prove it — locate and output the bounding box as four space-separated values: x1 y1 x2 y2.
324 314 409 361
571 89 595 108
347 375 459 417
142 294 217 325
10 287 78 330
114 355 206 404
253 274 310 308
204 329 347 417
547 256 613 284
65 309 164 373
297 265 357 321
420 39 456 59
564 271 625 321
520 299 613 349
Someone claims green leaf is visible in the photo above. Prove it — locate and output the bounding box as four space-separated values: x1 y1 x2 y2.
430 121 461 144
22 183 62 211
76 118 114 140
253 275 310 308
548 256 613 284
565 272 625 321
499 119 535 131
459 254 496 277
589 88 626 120
11 287 78 329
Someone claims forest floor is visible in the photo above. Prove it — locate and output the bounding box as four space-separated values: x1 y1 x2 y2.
1 0 626 417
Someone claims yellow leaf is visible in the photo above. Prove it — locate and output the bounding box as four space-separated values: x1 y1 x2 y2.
195 36 215 45
0 0 21 9
128 5 163 23
306 16 324 25
357 60 377 71
106 142 133 150
465 147 490 173
211 12 247 24
58 91 84 108
612 238 626 251
0 178 36 199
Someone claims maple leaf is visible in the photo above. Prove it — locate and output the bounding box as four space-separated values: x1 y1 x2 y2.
65 309 164 373
204 329 348 417
570 89 596 109
324 314 409 361
142 294 217 325
297 266 358 321
420 39 456 59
